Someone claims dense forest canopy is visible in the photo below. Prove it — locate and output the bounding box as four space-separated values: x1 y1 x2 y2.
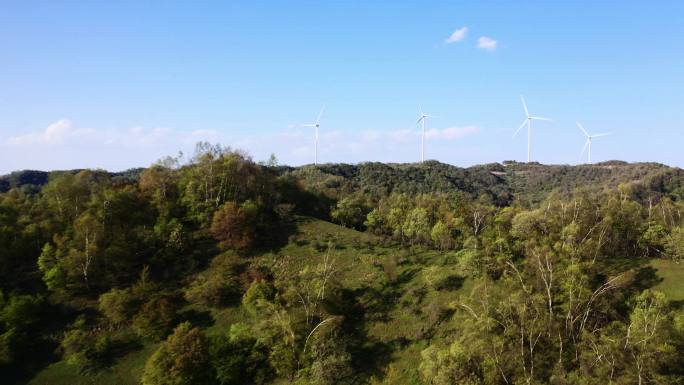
2 143 684 384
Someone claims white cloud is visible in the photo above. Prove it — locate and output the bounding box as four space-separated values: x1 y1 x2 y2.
445 27 468 44
6 120 222 149
425 126 480 140
477 36 497 52
1 120 482 172
9 119 75 145
1 120 226 172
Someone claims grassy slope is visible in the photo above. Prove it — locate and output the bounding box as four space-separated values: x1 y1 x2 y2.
29 343 158 385
27 218 684 385
650 259 684 301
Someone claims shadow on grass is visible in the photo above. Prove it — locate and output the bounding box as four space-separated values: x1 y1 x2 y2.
179 308 215 328
332 288 397 383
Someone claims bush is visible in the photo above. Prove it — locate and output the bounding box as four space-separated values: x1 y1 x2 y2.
242 281 275 316
331 195 370 230
98 288 136 325
306 325 353 385
142 322 213 385
132 297 178 341
61 329 114 370
209 323 271 385
0 292 42 364
211 201 258 250
184 253 241 307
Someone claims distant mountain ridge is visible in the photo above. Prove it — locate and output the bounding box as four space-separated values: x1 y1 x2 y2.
0 168 144 194
3 161 683 204
282 160 684 205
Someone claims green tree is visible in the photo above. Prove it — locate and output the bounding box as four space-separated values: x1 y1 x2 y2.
132 297 178 341
209 323 271 385
184 253 241 307
402 207 431 244
331 194 370 230
98 288 136 326
142 322 213 385
210 201 258 251
665 226 684 261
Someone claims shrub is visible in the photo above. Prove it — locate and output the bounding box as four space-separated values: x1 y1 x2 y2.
209 324 271 385
184 253 241 307
98 288 136 325
142 322 213 385
61 329 114 370
242 281 275 316
211 201 257 250
132 297 178 341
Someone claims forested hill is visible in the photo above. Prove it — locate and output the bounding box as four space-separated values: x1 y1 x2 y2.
3 160 683 204
3 146 684 385
0 168 144 194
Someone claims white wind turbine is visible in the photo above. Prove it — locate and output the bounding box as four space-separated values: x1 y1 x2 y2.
577 122 610 164
301 105 325 165
416 106 436 163
513 95 551 162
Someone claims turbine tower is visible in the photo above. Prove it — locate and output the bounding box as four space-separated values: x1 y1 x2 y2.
513 95 551 162
301 106 325 165
416 106 435 163
577 122 610 164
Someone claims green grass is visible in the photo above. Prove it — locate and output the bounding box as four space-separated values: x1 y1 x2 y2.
649 259 684 301
28 342 158 385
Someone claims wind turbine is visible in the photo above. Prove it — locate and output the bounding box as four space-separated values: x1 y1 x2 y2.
577 122 610 164
301 106 325 165
513 95 551 162
416 106 436 163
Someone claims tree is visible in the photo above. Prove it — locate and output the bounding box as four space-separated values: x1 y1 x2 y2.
623 290 672 384
331 194 370 230
142 322 213 385
210 201 258 251
132 297 178 341
0 292 42 365
665 226 684 262
184 253 241 307
402 207 431 244
420 342 485 385
98 288 136 326
60 329 114 370
306 323 354 385
431 220 453 250
209 323 271 385
37 243 67 293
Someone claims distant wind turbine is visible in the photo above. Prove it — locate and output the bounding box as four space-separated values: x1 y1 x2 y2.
513 95 551 162
577 122 610 164
301 106 325 165
416 106 436 163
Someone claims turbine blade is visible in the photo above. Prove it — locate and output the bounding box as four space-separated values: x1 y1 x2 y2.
580 139 589 159
316 105 325 124
531 116 552 121
416 116 424 125
301 124 316 127
576 122 590 137
513 119 527 138
520 95 530 118
418 105 424 116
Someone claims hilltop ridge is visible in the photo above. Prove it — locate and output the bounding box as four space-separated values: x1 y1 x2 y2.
3 161 682 205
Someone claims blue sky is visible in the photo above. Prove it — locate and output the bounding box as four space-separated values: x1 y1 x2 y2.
1 1 683 173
